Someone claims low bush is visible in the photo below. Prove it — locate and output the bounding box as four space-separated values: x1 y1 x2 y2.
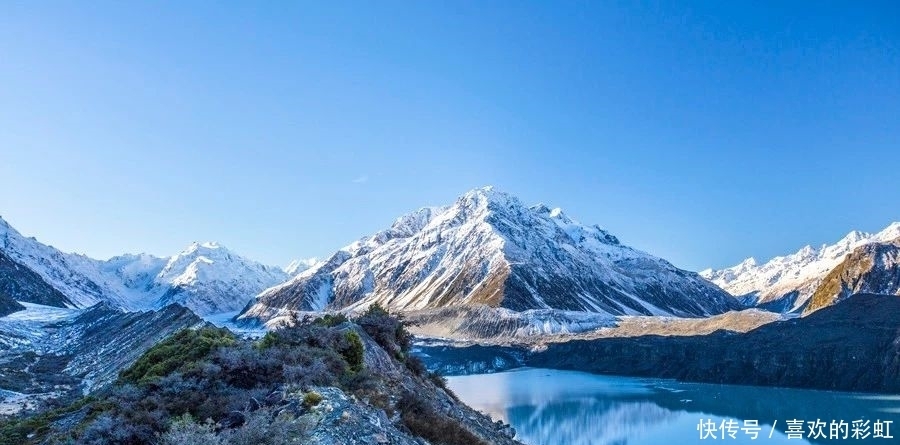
404 354 427 376
301 392 323 408
397 392 489 445
356 303 413 357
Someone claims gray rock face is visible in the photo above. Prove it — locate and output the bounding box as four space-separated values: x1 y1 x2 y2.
804 239 900 314
0 250 71 309
305 387 421 445
0 295 23 318
340 324 522 445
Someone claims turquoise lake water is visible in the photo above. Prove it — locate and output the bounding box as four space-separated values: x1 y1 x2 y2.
447 368 900 445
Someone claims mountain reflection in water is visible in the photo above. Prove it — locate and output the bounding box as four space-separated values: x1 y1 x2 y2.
447 368 900 445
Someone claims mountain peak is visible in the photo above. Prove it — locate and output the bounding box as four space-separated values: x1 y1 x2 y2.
389 206 445 237
0 215 20 241
836 230 867 246
457 186 517 209
283 258 319 276
547 207 574 224
185 241 224 253
240 187 738 320
875 222 900 242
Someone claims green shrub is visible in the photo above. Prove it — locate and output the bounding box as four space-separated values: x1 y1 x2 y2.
120 327 235 385
302 392 323 409
0 396 94 444
404 355 427 376
341 331 365 373
256 332 280 350
314 313 349 327
159 414 219 445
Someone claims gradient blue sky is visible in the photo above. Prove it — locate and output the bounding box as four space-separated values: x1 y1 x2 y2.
1 1 898 271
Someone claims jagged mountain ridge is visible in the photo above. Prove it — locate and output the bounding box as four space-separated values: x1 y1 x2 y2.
239 187 740 324
0 302 204 411
803 238 900 314
0 216 290 315
701 222 900 312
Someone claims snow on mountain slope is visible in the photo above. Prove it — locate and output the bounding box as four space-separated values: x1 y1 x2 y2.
283 258 319 276
152 242 288 315
239 187 740 324
700 222 900 312
0 216 289 315
0 216 154 309
0 302 82 351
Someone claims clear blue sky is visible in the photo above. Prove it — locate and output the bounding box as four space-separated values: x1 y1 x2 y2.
1 1 898 271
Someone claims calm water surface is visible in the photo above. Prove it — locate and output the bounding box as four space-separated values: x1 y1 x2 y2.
447 368 900 445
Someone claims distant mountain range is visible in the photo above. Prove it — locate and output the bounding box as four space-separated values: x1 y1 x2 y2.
4 188 898 325
0 216 313 315
701 223 900 313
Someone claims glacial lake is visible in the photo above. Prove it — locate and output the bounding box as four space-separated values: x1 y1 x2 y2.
447 368 900 445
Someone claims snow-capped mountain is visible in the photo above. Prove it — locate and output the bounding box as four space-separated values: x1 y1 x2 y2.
700 222 900 312
0 216 151 309
151 242 289 315
0 216 288 315
238 187 739 324
283 258 319 276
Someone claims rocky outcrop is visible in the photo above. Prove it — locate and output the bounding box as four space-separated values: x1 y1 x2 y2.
303 386 421 445
0 294 24 318
3 309 522 445
804 239 900 314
